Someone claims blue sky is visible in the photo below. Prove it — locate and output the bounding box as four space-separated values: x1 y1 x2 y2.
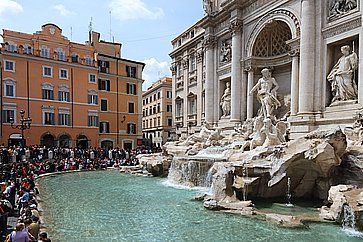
0 0 204 89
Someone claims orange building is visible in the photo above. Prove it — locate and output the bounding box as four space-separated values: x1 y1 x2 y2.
0 23 144 149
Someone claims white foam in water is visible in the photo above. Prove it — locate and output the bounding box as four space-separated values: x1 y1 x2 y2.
342 228 363 238
341 204 363 238
161 179 212 194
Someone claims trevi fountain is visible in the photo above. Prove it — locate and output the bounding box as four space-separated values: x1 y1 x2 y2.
39 0 363 241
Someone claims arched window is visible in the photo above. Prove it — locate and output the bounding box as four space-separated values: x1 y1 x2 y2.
85 56 93 66
56 48 66 61
23 44 32 54
41 46 50 58
252 21 292 57
6 42 17 52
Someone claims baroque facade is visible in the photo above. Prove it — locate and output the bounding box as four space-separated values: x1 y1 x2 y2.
170 0 363 139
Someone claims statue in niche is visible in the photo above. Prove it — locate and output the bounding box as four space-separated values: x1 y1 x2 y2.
249 68 281 119
220 82 231 117
202 0 213 15
327 45 358 104
220 40 232 63
330 0 358 18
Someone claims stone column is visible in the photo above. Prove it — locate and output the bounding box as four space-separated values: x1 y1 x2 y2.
204 36 216 124
359 27 363 104
241 71 248 121
298 0 316 114
230 19 243 123
247 68 254 119
290 51 300 115
182 57 189 129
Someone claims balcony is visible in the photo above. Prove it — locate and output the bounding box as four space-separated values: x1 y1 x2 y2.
175 116 184 126
187 114 197 124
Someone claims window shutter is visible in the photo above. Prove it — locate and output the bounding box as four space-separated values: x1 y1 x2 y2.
127 83 130 94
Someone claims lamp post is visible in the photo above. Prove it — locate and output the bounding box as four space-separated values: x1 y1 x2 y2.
10 110 32 147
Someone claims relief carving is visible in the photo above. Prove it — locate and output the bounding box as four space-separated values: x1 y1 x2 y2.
329 0 358 20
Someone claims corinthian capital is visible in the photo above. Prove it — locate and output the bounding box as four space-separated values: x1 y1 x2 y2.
203 35 216 50
229 19 243 36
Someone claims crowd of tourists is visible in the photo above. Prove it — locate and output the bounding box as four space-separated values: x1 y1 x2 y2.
0 145 156 241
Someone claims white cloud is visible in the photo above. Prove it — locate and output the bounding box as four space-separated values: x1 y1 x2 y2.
109 0 164 21
53 4 74 16
142 58 171 90
0 0 23 17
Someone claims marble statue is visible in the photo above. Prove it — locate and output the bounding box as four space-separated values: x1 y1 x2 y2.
249 68 281 119
203 0 213 15
220 40 232 63
261 118 281 147
220 82 231 117
249 117 266 150
327 45 358 104
178 122 213 146
330 0 357 17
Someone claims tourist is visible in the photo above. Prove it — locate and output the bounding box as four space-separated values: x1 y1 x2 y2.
28 217 40 241
38 232 51 242
9 223 29 242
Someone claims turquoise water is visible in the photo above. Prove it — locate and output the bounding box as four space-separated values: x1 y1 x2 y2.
37 171 362 242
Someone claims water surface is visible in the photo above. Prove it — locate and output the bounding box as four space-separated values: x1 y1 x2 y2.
37 171 362 242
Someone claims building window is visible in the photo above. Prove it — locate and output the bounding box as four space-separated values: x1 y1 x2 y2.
126 66 137 78
2 109 15 123
98 79 110 91
157 103 161 113
88 91 98 105
127 123 136 134
126 83 137 95
167 91 172 99
176 99 183 117
58 88 70 102
59 69 68 79
190 54 196 71
4 79 16 97
101 99 108 111
56 48 66 61
145 109 148 116
176 64 182 77
40 46 50 58
43 111 55 125
99 121 110 133
4 60 15 72
89 74 96 83
42 84 54 100
43 66 52 77
153 105 156 114
157 117 161 126
128 103 135 113
58 113 70 126
88 114 99 127
85 56 93 66
157 92 161 99
98 60 110 73
168 118 172 126
167 105 172 112
153 94 157 101
71 54 78 63
23 45 32 55
6 42 17 52
188 96 197 115
149 107 152 115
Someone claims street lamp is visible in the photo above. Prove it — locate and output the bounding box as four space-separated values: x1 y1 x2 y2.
10 110 32 147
